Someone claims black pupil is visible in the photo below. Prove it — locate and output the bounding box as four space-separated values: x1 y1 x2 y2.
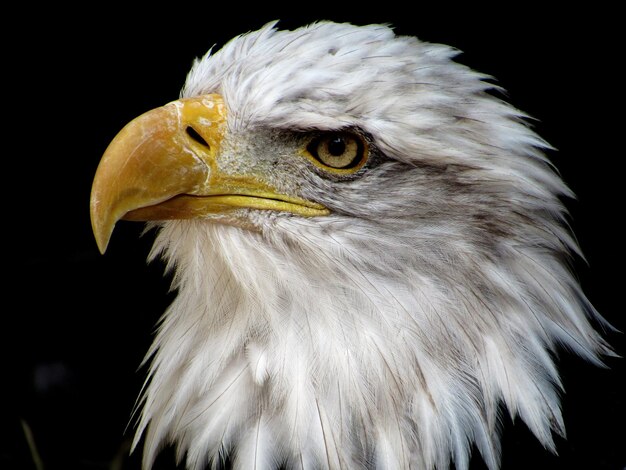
327 136 346 156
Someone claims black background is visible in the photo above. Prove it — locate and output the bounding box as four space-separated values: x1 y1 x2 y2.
4 4 624 470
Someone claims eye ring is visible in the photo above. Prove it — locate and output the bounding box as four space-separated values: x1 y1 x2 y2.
306 132 368 171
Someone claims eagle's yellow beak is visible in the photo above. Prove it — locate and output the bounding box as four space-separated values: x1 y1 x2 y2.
90 94 328 254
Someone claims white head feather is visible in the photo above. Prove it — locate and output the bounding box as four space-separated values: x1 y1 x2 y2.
131 21 611 469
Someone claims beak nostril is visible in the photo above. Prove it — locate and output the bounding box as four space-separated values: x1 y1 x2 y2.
186 126 210 148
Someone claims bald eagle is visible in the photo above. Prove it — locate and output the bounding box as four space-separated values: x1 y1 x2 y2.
90 22 612 470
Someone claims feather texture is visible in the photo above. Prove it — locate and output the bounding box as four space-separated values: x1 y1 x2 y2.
127 22 612 469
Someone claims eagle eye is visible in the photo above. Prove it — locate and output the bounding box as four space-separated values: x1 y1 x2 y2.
306 132 367 171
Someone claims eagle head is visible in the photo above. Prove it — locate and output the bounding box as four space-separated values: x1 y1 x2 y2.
90 21 611 470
